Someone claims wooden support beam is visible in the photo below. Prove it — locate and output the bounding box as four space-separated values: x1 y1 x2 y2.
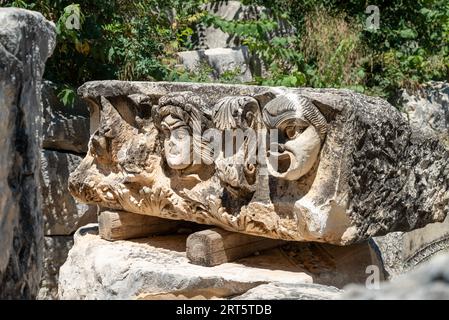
98 210 183 241
186 228 284 266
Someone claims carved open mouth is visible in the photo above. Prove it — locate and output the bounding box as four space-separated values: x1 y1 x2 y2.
267 150 293 177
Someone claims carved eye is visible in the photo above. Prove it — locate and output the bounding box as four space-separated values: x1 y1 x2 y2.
173 128 189 140
285 126 298 139
161 124 170 137
285 125 307 139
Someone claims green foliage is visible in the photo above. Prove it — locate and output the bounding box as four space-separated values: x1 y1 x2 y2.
2 0 209 103
57 87 76 107
166 62 215 83
202 5 367 90
2 0 449 104
203 12 307 87
217 0 449 101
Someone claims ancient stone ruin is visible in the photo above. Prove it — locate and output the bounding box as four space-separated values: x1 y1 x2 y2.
2 6 449 301
69 81 449 246
0 8 55 299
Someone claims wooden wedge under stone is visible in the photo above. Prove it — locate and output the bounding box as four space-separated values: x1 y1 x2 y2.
99 210 183 241
186 228 284 266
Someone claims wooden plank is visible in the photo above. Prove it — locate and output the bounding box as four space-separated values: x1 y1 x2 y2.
186 228 284 266
98 209 183 241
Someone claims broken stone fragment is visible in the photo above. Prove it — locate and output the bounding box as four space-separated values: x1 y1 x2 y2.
342 252 449 300
177 47 253 82
399 81 449 139
195 0 294 50
42 81 90 154
41 150 97 235
37 236 74 300
232 282 342 300
58 227 380 299
0 8 56 299
69 81 449 245
58 231 312 299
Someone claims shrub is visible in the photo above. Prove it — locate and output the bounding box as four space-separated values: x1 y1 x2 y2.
3 0 449 104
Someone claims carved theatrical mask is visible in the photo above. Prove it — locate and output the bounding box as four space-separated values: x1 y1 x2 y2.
70 81 449 245
263 94 327 181
212 96 261 196
152 92 213 172
161 114 192 170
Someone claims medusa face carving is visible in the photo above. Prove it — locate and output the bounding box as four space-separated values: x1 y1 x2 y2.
160 114 192 170
263 94 327 181
153 92 213 171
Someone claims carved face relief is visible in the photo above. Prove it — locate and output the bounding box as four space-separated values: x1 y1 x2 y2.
263 94 327 181
161 114 192 170
212 96 259 131
152 92 214 172
212 96 261 197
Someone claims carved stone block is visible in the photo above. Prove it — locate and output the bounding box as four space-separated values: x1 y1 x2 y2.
69 81 449 245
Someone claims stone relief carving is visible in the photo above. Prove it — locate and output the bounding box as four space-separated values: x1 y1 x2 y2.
69 81 449 245
152 91 214 171
262 94 327 181
212 96 261 201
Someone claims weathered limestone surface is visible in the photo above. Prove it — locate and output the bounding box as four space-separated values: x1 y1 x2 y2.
38 82 94 299
342 252 449 300
0 8 55 299
374 215 449 278
196 1 293 50
177 47 253 82
42 81 90 153
196 0 248 49
59 228 309 299
38 81 94 299
372 82 449 278
39 126 95 299
182 1 294 81
58 225 381 299
41 149 97 235
400 81 449 140
69 81 449 245
233 282 342 300
37 236 73 300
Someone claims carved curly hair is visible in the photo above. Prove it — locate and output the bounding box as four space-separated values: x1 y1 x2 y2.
262 94 327 141
152 91 214 165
